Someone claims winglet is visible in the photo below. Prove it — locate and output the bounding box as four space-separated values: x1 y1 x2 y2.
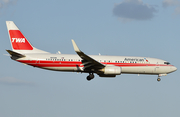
71 39 81 52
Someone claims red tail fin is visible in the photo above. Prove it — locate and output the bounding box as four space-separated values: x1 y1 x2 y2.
9 30 33 50
6 21 49 54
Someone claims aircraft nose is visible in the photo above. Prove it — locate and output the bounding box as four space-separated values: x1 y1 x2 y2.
171 66 177 72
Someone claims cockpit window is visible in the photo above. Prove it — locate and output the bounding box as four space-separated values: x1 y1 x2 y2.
164 62 170 65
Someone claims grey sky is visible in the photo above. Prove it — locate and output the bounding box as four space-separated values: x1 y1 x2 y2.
162 0 180 14
113 0 158 21
0 0 17 8
0 77 35 86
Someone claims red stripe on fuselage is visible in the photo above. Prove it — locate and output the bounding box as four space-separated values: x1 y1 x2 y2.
16 60 172 68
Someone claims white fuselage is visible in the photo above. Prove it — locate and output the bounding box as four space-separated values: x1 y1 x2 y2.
14 53 177 75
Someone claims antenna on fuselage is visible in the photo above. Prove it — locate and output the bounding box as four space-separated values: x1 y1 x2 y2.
57 51 61 54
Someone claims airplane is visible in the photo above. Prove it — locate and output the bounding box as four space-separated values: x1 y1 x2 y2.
6 21 177 82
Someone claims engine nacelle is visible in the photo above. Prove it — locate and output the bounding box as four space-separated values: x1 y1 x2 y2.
100 66 121 75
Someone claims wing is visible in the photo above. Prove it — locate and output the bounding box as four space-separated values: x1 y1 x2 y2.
71 40 105 71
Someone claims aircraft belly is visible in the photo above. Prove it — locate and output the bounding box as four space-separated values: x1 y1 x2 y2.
41 67 83 72
121 66 170 74
121 66 157 74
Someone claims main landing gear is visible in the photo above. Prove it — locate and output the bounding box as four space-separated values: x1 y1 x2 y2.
86 73 94 81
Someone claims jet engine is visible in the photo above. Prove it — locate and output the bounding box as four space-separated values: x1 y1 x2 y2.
100 65 121 75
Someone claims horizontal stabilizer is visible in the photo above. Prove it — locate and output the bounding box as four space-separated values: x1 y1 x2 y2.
6 50 25 58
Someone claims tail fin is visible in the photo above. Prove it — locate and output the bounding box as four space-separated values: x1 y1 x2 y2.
6 21 48 54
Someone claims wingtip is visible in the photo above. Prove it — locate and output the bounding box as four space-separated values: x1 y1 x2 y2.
71 39 81 52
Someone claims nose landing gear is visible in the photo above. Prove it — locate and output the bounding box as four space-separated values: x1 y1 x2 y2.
157 74 167 82
157 77 161 82
86 73 94 81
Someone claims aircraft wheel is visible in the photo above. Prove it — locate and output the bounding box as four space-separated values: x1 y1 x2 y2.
86 73 95 81
157 78 161 82
86 76 91 81
89 73 94 79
